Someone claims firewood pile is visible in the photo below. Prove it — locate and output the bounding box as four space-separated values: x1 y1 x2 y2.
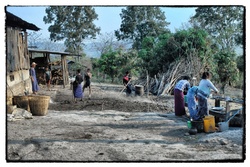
51 68 63 85
132 55 204 96
49 60 61 66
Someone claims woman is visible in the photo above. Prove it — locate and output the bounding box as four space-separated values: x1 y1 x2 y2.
83 68 92 98
73 69 84 103
30 62 39 94
174 76 191 116
187 86 199 120
197 72 219 119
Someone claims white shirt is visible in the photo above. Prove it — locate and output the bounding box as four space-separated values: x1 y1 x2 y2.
198 79 218 96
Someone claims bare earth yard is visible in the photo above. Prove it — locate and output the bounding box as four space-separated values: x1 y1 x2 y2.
6 83 245 162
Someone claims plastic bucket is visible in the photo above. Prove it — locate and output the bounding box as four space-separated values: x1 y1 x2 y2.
184 95 188 103
203 115 215 133
191 120 204 133
29 95 50 116
135 85 144 96
187 121 192 129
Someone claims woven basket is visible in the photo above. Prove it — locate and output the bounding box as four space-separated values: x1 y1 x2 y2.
13 96 30 112
29 95 50 116
6 96 13 105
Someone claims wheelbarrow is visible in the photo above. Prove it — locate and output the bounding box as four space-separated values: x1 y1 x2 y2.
218 108 242 132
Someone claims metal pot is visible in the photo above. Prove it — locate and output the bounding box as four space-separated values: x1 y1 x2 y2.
189 128 197 135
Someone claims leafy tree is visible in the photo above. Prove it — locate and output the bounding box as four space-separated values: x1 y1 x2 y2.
43 6 100 54
214 51 239 93
115 6 170 50
190 6 244 90
98 50 123 83
97 49 138 83
236 55 244 72
190 6 244 52
138 28 214 77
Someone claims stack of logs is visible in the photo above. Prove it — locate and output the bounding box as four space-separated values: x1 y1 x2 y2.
51 69 64 85
36 60 64 85
132 54 204 96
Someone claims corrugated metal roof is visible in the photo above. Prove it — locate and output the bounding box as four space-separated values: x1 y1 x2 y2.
6 11 40 31
28 48 80 56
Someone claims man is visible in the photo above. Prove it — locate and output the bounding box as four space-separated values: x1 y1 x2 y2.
123 71 132 95
30 62 39 94
83 68 92 98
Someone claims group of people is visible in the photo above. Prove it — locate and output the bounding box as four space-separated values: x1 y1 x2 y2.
29 61 92 103
174 72 219 121
30 61 218 116
72 68 92 103
30 62 53 94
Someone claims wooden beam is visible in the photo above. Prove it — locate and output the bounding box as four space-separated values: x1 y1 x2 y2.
61 55 69 88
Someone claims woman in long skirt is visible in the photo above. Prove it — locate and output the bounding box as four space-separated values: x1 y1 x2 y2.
197 72 219 119
174 76 191 116
73 69 84 103
30 62 39 94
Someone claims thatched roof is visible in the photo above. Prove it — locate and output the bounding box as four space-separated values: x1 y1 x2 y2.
6 11 40 31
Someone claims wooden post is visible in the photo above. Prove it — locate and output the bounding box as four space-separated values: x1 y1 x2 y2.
61 55 69 88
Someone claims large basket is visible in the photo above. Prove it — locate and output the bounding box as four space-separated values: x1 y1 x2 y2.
29 95 50 116
13 96 30 112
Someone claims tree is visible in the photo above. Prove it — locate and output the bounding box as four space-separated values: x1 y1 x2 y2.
190 6 244 90
115 6 170 50
43 6 100 54
98 50 123 83
90 32 129 55
190 6 244 52
214 51 239 93
97 49 138 83
27 32 42 48
138 28 214 77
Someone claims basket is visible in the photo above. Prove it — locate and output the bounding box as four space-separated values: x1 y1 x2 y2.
29 95 50 116
6 96 13 105
13 96 30 112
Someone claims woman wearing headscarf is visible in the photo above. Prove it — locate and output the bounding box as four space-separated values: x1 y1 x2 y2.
197 72 219 119
174 76 191 116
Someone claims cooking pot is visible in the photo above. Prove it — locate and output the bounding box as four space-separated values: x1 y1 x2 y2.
218 108 242 132
189 128 197 135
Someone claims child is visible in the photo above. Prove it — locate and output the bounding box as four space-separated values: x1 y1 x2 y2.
44 67 52 91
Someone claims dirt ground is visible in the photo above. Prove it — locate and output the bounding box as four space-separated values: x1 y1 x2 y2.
6 83 245 162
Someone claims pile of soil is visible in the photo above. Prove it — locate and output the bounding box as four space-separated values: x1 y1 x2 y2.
48 85 174 113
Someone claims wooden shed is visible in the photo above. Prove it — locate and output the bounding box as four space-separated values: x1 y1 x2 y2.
6 11 40 96
28 49 76 88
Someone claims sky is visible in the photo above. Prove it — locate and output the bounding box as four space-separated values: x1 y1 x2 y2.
5 6 196 39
